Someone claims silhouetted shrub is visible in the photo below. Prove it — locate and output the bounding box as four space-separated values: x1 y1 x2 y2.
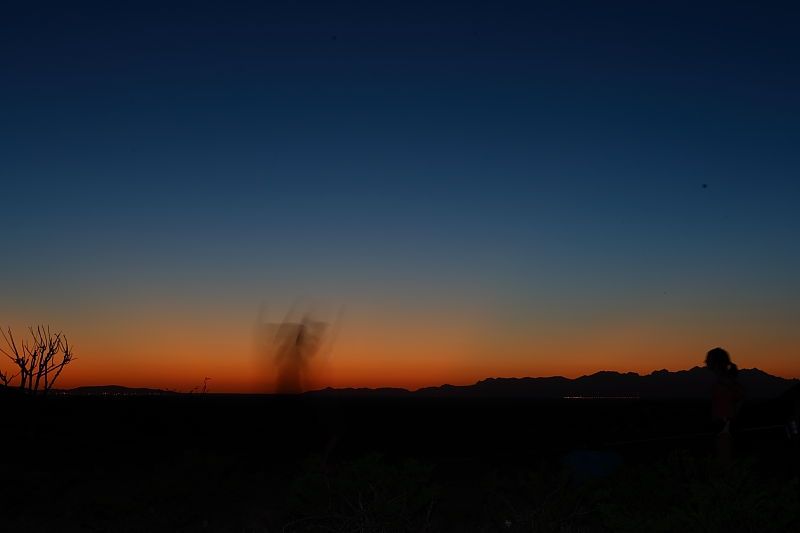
598 452 800 533
284 453 439 532
1 325 74 395
481 461 597 532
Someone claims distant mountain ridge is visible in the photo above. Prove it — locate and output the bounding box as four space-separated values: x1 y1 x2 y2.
5 368 795 399
66 385 178 395
309 367 798 399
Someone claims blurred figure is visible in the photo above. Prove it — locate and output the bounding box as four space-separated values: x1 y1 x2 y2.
705 347 746 468
254 304 344 464
255 303 342 394
271 315 327 394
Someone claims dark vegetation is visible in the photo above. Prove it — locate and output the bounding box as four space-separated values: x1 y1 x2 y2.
1 392 798 532
0 326 74 394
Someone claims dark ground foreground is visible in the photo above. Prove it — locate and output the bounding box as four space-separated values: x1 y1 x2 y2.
1 394 798 532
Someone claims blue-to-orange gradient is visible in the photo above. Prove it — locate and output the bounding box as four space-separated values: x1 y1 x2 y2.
2 1 799 392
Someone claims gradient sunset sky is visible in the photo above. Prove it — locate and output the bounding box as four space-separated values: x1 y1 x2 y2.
2 1 799 392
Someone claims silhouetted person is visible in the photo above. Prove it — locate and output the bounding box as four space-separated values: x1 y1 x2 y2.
783 383 800 477
705 347 745 468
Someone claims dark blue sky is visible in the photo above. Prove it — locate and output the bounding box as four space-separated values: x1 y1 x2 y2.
2 1 799 386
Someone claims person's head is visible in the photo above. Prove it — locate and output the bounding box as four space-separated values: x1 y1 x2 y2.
705 347 738 378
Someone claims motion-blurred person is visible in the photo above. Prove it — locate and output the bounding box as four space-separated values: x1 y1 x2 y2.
254 305 344 464
271 316 326 394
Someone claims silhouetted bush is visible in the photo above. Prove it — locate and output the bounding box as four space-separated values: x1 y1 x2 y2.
1 325 74 395
597 452 800 533
284 453 439 532
481 461 598 532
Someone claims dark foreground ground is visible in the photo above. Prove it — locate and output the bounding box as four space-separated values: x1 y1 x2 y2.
1 394 798 532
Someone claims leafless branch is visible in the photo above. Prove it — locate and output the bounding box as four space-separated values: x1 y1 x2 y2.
1 325 75 395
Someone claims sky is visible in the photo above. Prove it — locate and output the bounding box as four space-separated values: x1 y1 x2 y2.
2 1 799 392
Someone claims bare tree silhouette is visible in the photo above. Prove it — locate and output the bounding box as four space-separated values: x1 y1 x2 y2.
0 326 75 395
189 377 212 394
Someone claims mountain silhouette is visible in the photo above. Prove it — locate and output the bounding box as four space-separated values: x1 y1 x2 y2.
308 387 411 397
7 369 793 398
66 385 178 395
308 367 798 399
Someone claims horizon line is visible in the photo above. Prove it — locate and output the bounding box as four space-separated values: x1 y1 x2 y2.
34 365 799 395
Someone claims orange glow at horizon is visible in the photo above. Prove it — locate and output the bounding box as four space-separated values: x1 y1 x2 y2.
31 311 800 393
51 351 800 394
